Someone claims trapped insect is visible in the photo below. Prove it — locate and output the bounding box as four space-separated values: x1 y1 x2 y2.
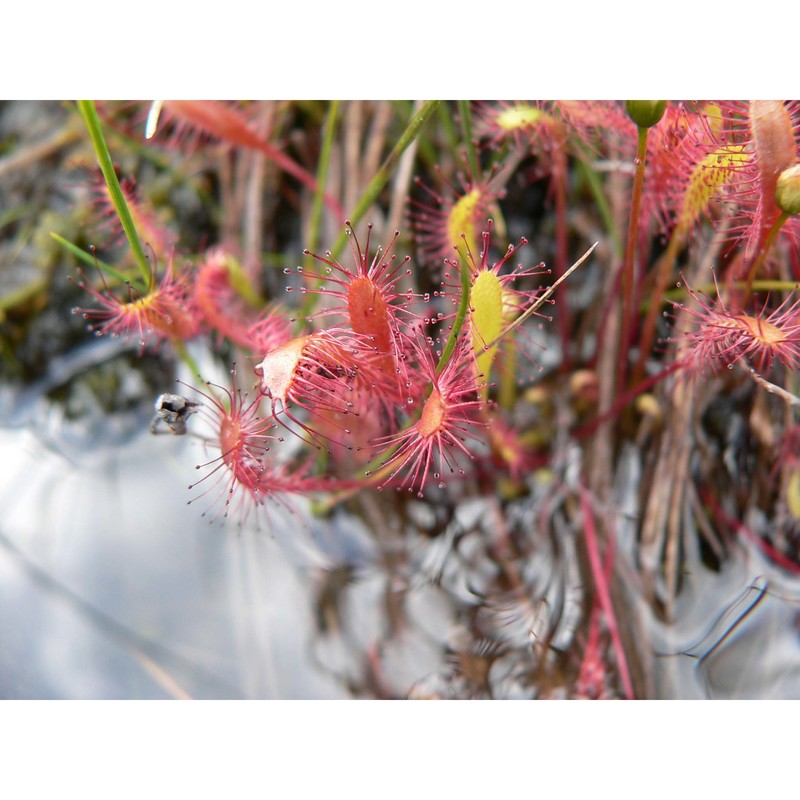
150 392 200 435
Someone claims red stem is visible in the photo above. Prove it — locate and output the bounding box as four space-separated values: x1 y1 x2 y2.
701 487 800 575
572 359 685 441
579 484 635 699
618 129 649 395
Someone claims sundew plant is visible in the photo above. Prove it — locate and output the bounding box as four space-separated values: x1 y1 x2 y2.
7 99 800 699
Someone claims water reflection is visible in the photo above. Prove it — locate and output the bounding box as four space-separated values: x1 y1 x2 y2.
2 357 800 699
0 417 346 699
650 554 800 699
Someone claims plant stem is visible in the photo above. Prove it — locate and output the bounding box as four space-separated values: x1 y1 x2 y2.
662 278 800 303
743 362 800 408
50 233 133 285
579 485 635 699
572 359 685 441
328 100 440 261
745 210 790 292
618 127 649 394
304 100 340 262
76 101 153 286
292 102 342 337
574 150 623 258
296 101 440 327
631 225 683 385
436 253 472 374
457 100 480 179
553 148 571 368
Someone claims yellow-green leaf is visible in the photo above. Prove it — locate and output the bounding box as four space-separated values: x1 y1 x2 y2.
470 270 504 396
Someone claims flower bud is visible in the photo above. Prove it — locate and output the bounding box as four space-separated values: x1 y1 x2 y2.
775 163 800 216
625 100 667 129
569 369 599 414
788 470 800 520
